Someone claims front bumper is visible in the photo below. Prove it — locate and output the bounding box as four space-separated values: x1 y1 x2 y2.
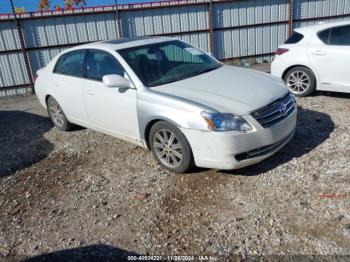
181 109 297 170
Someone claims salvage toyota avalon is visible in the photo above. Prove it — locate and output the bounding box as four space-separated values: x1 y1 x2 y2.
35 37 297 173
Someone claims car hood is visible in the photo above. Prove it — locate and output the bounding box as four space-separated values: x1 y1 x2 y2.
151 65 288 115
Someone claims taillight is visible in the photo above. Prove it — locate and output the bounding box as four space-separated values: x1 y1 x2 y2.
275 48 289 56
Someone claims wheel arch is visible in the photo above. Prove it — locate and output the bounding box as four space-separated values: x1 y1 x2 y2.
282 64 319 89
143 117 182 150
45 94 51 105
145 118 195 173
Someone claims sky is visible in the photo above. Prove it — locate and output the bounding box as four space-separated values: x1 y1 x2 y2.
0 0 155 14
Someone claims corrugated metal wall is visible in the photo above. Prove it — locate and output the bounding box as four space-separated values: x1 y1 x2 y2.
120 6 209 36
212 0 289 59
22 13 119 48
294 0 350 19
0 21 21 51
119 4 211 54
0 53 29 86
293 0 350 28
22 13 120 73
0 0 350 96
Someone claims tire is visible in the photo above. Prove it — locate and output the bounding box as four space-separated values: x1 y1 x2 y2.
47 96 74 131
284 66 316 97
149 121 194 173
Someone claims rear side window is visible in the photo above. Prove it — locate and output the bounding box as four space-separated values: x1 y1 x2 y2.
284 32 304 44
329 25 350 46
86 50 125 81
54 50 86 77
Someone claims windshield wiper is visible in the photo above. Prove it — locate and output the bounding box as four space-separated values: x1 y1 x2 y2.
148 65 222 87
196 65 221 76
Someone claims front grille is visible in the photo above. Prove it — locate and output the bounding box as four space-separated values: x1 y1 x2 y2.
235 130 295 161
252 93 296 128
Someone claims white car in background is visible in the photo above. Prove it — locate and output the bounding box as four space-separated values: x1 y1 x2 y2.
35 37 296 173
271 20 350 96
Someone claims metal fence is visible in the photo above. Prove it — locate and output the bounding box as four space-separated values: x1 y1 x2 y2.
0 0 350 96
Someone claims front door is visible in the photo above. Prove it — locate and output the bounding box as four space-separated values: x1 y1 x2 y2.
83 49 140 142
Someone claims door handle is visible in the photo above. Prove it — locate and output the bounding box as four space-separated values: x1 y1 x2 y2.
87 89 95 95
312 50 326 56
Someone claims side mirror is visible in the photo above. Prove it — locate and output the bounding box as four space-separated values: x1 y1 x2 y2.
102 74 133 89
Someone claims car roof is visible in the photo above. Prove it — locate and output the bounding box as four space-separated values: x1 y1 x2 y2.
67 36 174 53
295 20 350 34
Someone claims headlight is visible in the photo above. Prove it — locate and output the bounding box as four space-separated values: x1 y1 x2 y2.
201 112 252 132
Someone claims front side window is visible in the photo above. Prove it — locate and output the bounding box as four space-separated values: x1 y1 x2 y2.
318 25 350 46
54 50 86 77
329 25 350 46
86 50 125 81
118 40 222 87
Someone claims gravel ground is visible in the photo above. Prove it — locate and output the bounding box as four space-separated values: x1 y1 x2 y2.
0 71 350 260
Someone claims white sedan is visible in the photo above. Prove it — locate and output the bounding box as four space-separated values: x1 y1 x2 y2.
35 37 296 173
271 20 350 96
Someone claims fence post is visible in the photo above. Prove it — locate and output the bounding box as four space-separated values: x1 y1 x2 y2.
9 0 34 93
288 0 294 36
208 0 214 54
114 0 122 38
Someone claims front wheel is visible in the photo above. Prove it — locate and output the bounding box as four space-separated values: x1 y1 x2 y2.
284 66 316 97
149 121 194 173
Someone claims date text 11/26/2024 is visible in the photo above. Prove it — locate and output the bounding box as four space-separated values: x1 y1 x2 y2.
127 255 219 261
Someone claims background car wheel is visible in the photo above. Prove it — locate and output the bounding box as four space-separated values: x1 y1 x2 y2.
284 66 316 97
149 121 194 173
47 96 74 131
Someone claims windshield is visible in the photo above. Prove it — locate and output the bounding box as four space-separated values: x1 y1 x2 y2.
117 40 222 87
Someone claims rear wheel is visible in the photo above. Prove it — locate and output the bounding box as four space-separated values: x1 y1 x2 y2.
47 96 74 131
284 66 316 97
149 121 194 173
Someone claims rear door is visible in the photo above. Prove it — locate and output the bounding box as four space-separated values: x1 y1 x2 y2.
309 25 350 91
51 49 89 123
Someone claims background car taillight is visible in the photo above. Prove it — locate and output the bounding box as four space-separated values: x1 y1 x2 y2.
275 48 289 56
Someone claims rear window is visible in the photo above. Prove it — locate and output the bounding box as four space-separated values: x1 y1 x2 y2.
284 32 304 44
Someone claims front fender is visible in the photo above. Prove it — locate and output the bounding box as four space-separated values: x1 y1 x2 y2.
137 87 215 140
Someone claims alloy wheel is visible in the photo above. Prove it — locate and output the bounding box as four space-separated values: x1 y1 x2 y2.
49 99 65 128
153 129 183 169
286 71 311 94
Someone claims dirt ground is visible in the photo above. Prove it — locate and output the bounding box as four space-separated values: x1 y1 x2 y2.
0 68 350 260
